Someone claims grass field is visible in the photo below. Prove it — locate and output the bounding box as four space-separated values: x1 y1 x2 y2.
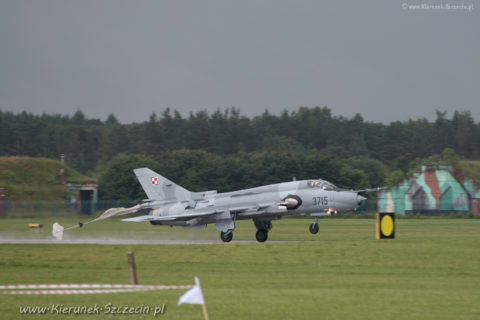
0 157 96 200
1 218 479 319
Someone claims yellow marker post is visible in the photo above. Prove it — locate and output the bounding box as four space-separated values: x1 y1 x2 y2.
376 212 395 240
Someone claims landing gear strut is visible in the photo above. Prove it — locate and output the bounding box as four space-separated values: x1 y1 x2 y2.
309 217 319 234
220 231 233 242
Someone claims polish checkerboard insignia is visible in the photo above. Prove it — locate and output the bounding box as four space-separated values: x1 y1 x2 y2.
151 177 159 185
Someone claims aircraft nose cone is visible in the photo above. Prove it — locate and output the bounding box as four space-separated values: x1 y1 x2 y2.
356 194 367 205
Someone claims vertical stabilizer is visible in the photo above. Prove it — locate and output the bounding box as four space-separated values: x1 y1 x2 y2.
133 168 191 201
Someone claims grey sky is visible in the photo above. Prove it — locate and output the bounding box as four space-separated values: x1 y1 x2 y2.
0 0 478 123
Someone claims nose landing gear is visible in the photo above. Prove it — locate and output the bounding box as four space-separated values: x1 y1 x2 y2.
309 217 319 234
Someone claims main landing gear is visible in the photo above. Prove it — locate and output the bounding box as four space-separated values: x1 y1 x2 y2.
254 220 272 242
219 220 274 243
309 217 319 234
220 230 233 242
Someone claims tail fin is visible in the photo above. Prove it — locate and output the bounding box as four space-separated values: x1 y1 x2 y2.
133 168 191 201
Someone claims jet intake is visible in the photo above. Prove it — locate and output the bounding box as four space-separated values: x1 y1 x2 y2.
277 195 302 210
278 198 298 208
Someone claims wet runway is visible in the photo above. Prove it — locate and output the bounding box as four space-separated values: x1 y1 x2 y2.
0 238 296 245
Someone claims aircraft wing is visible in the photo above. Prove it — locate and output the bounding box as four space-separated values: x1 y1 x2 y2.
122 215 174 222
122 209 219 222
122 201 286 222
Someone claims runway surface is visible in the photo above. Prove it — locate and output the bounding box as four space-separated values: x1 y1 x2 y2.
0 238 296 245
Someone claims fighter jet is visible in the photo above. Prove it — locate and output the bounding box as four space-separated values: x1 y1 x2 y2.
116 168 380 242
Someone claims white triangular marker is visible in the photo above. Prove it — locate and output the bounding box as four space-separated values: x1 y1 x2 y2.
178 277 204 305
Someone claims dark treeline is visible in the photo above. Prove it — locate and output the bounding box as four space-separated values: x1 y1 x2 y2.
98 152 380 200
1 107 479 199
1 107 479 170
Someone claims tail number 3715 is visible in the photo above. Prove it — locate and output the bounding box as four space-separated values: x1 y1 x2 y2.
313 196 328 206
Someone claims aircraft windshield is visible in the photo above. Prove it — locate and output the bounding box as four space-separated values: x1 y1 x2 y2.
308 180 337 190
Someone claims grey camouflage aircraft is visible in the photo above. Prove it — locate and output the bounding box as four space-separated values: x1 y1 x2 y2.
116 168 379 242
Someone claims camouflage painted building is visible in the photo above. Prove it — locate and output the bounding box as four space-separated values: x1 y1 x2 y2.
377 165 480 215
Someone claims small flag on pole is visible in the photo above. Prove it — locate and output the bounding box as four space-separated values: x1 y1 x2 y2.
178 277 209 320
178 277 204 305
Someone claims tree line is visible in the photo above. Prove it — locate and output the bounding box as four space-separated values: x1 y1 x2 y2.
1 107 478 199
97 152 382 200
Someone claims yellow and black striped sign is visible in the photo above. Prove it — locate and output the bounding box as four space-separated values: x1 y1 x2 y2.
376 212 395 239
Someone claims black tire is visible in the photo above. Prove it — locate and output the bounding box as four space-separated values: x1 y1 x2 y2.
309 223 319 234
220 231 233 242
255 229 268 242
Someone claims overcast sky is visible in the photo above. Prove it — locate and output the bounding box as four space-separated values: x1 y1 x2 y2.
0 0 478 123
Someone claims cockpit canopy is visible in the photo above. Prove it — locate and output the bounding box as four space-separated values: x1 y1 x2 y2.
307 180 337 190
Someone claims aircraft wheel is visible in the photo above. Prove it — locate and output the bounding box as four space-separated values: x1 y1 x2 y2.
220 231 233 243
255 229 268 242
309 223 319 234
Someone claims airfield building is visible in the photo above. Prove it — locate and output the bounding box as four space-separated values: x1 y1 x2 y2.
377 165 480 215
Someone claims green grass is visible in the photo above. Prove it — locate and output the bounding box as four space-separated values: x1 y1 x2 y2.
0 157 96 200
1 218 479 319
